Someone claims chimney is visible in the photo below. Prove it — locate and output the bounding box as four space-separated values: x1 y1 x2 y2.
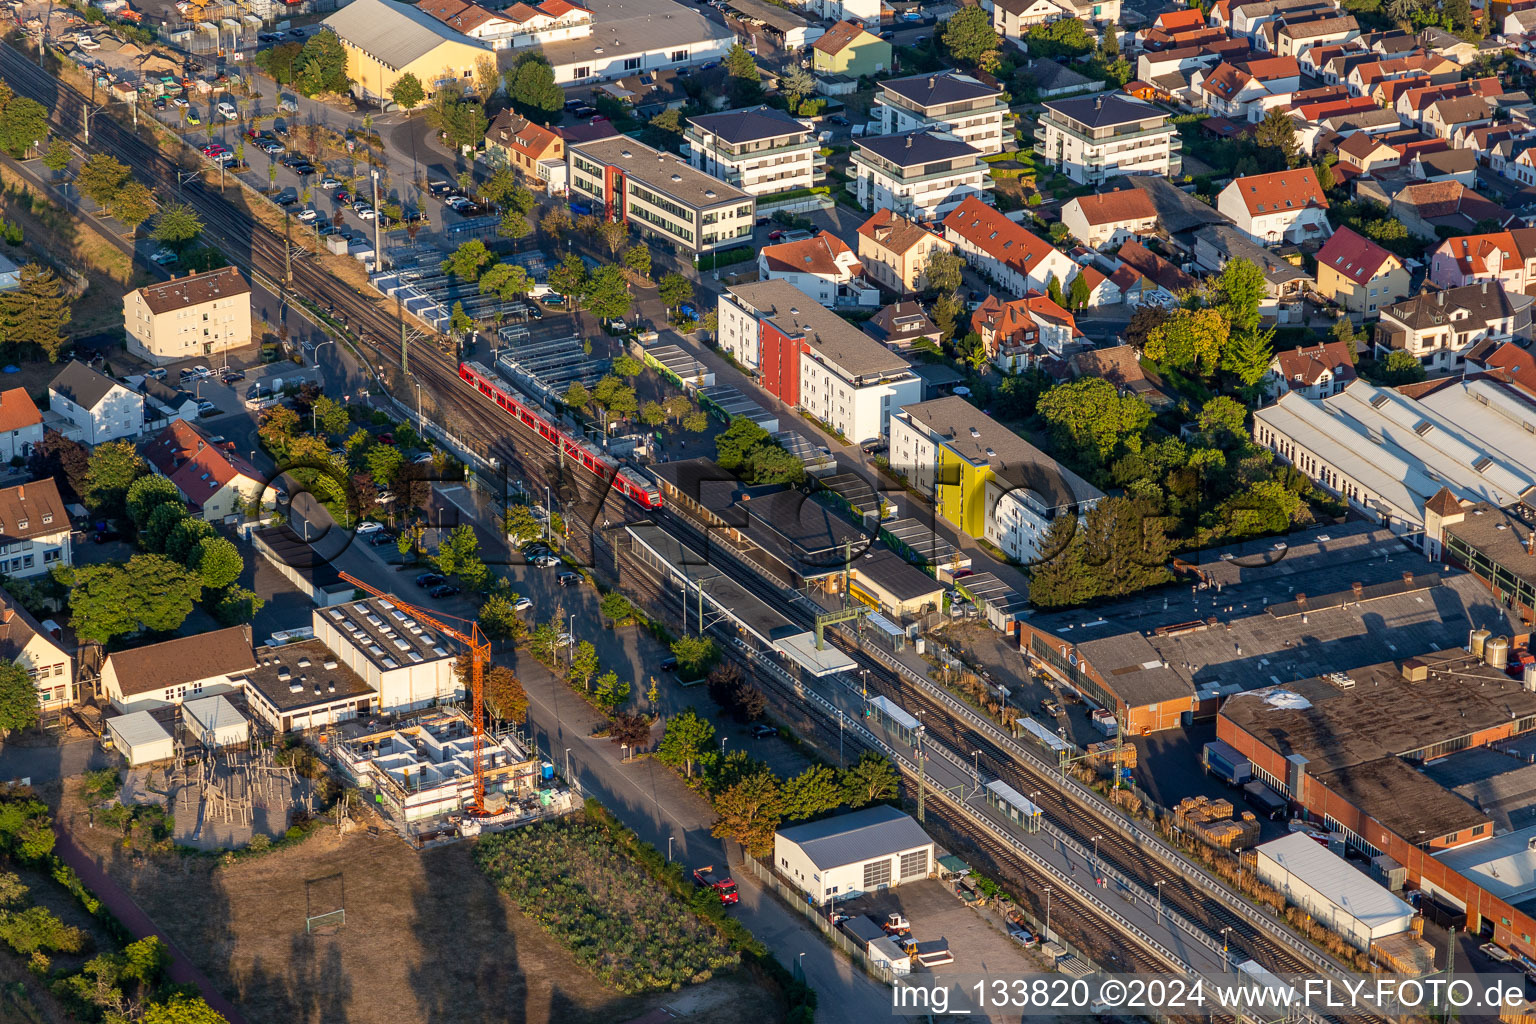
928 76 935 89
1403 570 1414 586
1527 530 1536 556
1438 290 1445 305
1296 593 1307 608
1352 581 1364 600
906 134 912 148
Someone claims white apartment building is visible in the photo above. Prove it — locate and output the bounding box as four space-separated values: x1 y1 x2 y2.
0 589 73 713
1035 92 1181 185
0 388 43 464
0 479 71 582
717 279 921 444
874 71 1009 156
48 360 144 446
416 0 594 49
569 135 755 253
313 598 462 712
805 0 879 24
1217 168 1332 246
684 105 822 197
852 130 989 222
757 231 879 307
1373 282 1533 374
942 196 1078 298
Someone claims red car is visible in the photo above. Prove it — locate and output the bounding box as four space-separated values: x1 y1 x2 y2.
768 229 785 240
377 432 395 445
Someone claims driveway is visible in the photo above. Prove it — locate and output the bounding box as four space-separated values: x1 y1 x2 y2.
0 737 109 785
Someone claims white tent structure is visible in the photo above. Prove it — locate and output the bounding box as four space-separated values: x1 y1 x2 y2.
106 711 174 766
183 695 249 749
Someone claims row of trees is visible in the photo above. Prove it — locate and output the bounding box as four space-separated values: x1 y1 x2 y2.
252 30 350 97
714 416 803 487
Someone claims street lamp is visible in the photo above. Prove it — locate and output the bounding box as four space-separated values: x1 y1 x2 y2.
667 835 674 863
971 750 982 797
1091 834 1101 877
564 746 572 780
1219 926 1232 972
1042 885 1053 945
1154 880 1165 920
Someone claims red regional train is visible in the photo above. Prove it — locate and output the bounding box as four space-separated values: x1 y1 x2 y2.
458 360 663 509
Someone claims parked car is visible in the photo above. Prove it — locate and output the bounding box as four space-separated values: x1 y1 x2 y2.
152 97 167 110
216 101 237 120
320 177 340 190
749 724 776 738
355 521 384 534
377 432 395 445
513 596 533 612
150 247 178 265
556 570 580 587
196 400 218 415
661 656 678 672
296 208 318 223
429 584 461 599
220 368 245 383
274 189 298 206
367 531 395 546
145 367 168 380
416 572 446 588
533 553 560 568
185 110 200 125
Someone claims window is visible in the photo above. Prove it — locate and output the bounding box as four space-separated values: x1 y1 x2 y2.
624 57 642 71
574 66 590 78
671 49 688 62
899 849 929 879
863 858 892 888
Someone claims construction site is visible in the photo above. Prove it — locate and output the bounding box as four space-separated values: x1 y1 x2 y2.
329 709 569 838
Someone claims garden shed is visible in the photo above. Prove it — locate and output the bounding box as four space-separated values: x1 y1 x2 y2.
106 711 174 766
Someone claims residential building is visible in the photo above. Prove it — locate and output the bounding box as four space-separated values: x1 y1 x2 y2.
141 419 265 524
804 0 879 26
1422 95 1493 141
1273 14 1360 58
486 111 566 190
0 388 43 463
1216 168 1331 246
420 0 592 48
942 196 1077 297
1058 188 1159 249
971 292 1083 373
1335 130 1400 176
874 71 1008 156
855 209 954 297
851 130 989 222
1115 238 1196 302
99 625 256 712
1389 181 1518 240
48 360 144 446
1373 283 1533 374
413 0 521 47
0 589 72 713
775 806 935 906
568 135 755 254
323 0 495 103
1192 224 1315 317
717 280 921 443
1017 58 1105 99
684 105 820 198
1314 226 1409 316
1429 228 1536 291
757 231 878 308
0 479 69 582
312 598 462 712
810 20 889 79
1195 56 1302 119
1250 379 1536 544
122 266 252 367
1035 93 1181 185
888 395 1104 563
1263 340 1357 399
864 302 942 350
1467 338 1536 402
139 379 199 433
487 0 732 85
1063 345 1175 410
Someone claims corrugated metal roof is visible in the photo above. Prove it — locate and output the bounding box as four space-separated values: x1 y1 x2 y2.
106 710 171 749
323 0 490 71
1255 833 1413 929
777 805 932 870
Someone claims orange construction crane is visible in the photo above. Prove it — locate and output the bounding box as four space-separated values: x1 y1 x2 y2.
338 572 493 815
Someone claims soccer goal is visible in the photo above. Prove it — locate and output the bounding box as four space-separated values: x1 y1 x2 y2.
305 872 346 934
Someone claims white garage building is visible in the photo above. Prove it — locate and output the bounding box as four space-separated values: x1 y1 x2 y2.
1253 832 1415 952
183 695 249 750
106 711 175 766
774 804 935 905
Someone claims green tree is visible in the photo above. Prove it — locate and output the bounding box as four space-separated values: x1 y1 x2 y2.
254 41 302 84
715 415 771 473
711 767 782 856
441 239 492 282
658 271 694 310
1036 377 1153 475
64 564 137 643
0 264 72 362
570 639 600 691
478 262 531 301
507 185 535 216
548 254 588 308
141 994 230 1024
612 354 642 378
189 536 242 590
479 591 528 646
83 440 148 517
0 97 46 158
562 381 591 410
312 395 350 435
295 30 350 96
725 43 760 82
922 248 964 296
111 180 156 230
164 517 215 563
781 764 843 821
1024 16 1093 58
1379 349 1427 384
505 53 565 118
77 153 130 207
42 138 71 177
670 635 717 677
433 524 487 589
841 752 899 807
779 64 814 110
151 202 203 249
599 590 635 626
540 205 572 241
585 264 632 320
125 475 183 533
941 4 1001 71
1047 273 1066 309
1223 325 1275 391
1215 257 1266 335
751 443 805 486
498 211 532 241
657 707 715 778
640 400 666 428
1067 271 1091 311
389 72 426 112
126 554 201 632
503 505 542 543
450 301 473 335
1145 307 1231 376
931 292 963 343
1254 106 1300 169
0 796 54 860
0 662 39 737
213 585 264 626
683 410 710 433
1197 395 1248 443
484 664 528 724
365 443 403 488
592 670 628 711
623 242 652 279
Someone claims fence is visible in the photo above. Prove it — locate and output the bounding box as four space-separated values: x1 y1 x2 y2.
738 856 898 986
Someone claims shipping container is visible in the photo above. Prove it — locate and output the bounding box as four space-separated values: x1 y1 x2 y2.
1203 739 1253 786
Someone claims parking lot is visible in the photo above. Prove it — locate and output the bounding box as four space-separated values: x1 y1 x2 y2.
837 878 1046 977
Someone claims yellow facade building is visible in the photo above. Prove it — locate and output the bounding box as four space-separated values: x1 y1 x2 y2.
323 0 493 104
